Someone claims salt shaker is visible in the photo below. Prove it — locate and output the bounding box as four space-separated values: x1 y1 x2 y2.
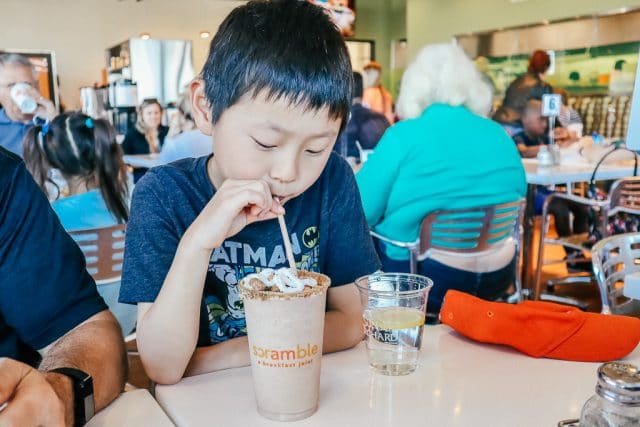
537 145 554 167
579 362 640 426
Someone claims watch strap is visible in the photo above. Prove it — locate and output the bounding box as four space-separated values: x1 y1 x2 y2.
49 367 94 426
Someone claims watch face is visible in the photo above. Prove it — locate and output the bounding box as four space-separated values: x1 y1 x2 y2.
84 394 95 421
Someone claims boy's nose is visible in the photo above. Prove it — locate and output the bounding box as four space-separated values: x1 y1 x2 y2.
270 157 298 184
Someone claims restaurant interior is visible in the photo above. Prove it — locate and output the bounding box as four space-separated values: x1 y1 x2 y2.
2 0 640 426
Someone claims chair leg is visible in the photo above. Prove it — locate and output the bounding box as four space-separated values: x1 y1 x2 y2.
534 199 553 299
409 250 418 274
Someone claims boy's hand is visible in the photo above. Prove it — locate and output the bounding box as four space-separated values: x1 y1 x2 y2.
185 179 285 252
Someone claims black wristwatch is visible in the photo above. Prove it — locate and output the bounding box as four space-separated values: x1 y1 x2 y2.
49 367 95 426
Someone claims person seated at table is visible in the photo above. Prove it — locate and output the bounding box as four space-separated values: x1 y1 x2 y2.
333 71 390 162
122 98 169 155
362 61 395 124
119 0 380 385
23 112 129 228
513 99 590 269
554 88 583 136
512 99 573 158
0 53 57 157
492 70 552 137
356 42 527 317
22 111 136 334
160 90 212 163
0 146 126 426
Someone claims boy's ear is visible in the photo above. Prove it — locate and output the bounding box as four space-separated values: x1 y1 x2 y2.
190 78 214 136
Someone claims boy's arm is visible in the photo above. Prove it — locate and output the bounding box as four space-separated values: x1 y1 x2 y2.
134 238 211 385
517 143 540 158
133 179 283 385
322 283 364 352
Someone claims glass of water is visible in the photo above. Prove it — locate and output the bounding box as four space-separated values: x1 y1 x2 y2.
355 273 432 376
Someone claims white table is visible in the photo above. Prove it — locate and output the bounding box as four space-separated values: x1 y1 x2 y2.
155 325 640 426
86 389 174 427
523 158 636 186
123 154 164 169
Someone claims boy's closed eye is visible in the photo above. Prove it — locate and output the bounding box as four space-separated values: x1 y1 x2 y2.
251 137 277 150
305 147 327 156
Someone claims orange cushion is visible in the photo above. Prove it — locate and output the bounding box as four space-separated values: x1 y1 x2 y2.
440 290 640 362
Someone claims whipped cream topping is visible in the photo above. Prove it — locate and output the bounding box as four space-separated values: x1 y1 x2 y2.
244 268 317 293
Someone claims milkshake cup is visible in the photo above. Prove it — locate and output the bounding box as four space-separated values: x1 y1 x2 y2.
240 269 330 421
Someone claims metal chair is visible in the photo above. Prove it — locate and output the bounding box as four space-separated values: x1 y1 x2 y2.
591 232 640 316
534 177 640 306
69 224 136 335
370 199 526 301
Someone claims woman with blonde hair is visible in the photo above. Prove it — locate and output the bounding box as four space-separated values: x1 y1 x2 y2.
122 98 169 155
357 42 527 317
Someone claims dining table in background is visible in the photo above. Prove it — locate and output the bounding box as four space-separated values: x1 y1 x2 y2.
521 157 637 298
155 324 640 427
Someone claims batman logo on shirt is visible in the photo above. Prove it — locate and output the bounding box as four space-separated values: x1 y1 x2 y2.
302 226 319 249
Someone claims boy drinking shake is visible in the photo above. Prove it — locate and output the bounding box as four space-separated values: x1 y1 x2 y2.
120 0 380 384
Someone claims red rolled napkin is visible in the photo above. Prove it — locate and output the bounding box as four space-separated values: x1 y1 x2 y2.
440 290 640 362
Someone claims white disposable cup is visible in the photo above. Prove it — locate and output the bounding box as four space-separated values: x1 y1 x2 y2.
240 271 330 421
567 123 584 139
10 83 37 114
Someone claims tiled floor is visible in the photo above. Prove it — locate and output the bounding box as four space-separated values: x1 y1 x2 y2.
532 217 602 313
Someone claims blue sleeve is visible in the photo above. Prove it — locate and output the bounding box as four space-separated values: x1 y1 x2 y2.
119 171 181 304
322 156 381 286
0 157 107 350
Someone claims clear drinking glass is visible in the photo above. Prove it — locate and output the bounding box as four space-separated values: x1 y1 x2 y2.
355 273 432 376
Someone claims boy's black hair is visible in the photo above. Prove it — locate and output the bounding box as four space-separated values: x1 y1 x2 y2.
201 0 352 130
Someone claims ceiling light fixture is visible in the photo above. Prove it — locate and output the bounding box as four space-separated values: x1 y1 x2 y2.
140 32 151 40
200 31 211 39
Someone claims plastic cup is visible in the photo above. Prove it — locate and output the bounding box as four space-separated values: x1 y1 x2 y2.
356 272 432 376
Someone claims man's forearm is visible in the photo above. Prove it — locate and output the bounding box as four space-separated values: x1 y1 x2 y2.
39 310 126 426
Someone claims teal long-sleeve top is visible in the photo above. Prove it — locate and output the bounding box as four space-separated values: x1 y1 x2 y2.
356 104 527 261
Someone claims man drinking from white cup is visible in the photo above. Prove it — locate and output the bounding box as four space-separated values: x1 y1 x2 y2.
0 53 57 157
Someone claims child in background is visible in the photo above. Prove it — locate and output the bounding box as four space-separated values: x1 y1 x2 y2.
23 112 129 229
22 111 135 334
119 0 380 385
512 100 589 269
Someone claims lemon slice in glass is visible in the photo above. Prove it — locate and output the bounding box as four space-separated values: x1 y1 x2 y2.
369 307 425 329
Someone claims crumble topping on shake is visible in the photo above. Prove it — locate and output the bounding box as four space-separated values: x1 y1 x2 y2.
243 268 318 293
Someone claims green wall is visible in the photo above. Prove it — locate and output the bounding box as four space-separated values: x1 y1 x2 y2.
407 0 640 60
353 0 406 91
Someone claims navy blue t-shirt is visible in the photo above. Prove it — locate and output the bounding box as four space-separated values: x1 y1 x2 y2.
120 153 380 346
0 148 107 365
512 130 549 147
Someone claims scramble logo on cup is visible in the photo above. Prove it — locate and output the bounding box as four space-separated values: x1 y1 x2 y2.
252 343 319 368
